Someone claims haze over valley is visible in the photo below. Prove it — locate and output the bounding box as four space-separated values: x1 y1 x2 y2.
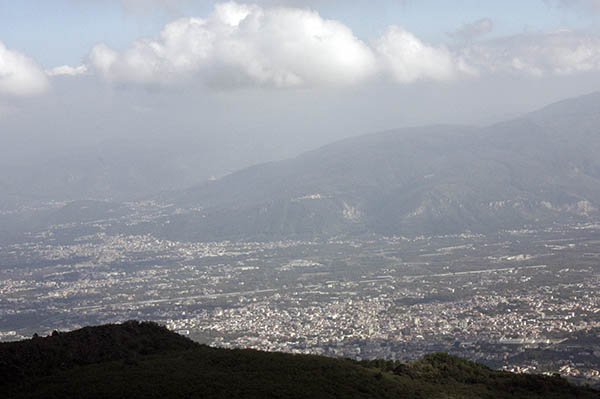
3 1 600 396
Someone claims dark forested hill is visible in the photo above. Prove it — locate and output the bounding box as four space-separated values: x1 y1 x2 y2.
1 322 598 399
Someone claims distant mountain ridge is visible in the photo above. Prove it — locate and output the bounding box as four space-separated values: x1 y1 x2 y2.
155 92 600 241
7 92 600 242
1 322 597 399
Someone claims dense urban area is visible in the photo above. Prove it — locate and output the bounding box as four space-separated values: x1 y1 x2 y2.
1 200 600 389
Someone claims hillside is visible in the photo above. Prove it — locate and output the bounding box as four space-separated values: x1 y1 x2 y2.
0 321 196 385
7 91 600 243
1 322 598 399
151 92 600 241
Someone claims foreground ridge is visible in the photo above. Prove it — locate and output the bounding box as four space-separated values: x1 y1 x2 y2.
1 321 598 399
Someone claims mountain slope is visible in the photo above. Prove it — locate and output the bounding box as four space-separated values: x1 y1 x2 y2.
1 322 597 399
157 92 600 241
0 320 196 385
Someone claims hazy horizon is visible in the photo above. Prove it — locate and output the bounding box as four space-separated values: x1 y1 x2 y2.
4 1 600 180
4 3 600 391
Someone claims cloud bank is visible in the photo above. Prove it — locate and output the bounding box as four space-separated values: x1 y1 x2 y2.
375 26 475 84
90 2 377 88
449 18 493 43
467 30 600 77
88 2 600 90
89 1 478 89
0 41 49 96
8 1 600 96
46 65 88 77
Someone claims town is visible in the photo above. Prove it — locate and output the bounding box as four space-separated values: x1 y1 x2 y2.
1 201 599 388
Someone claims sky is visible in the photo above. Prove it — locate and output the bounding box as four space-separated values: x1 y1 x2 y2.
3 0 600 175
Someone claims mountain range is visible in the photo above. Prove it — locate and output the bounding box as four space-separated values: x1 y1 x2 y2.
155 92 600 241
5 91 600 242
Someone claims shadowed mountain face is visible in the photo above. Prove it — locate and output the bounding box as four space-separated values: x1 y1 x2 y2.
158 92 600 241
0 321 197 385
7 92 600 242
1 322 597 399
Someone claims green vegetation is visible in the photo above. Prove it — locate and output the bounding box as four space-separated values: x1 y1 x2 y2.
2 322 598 398
0 321 197 385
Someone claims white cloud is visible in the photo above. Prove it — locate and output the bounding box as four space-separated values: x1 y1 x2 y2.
374 26 476 83
449 18 493 42
85 2 600 90
465 30 600 77
89 1 376 88
0 41 48 96
46 65 88 77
